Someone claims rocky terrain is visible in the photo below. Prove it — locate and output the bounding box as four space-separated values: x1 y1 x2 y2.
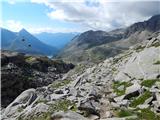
58 15 160 64
1 51 74 108
2 31 160 120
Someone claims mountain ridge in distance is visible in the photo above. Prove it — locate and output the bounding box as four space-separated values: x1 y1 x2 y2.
1 28 58 56
35 32 78 49
57 14 160 63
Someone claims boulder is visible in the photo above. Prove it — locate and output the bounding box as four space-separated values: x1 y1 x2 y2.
2 89 37 118
124 83 141 99
51 111 88 120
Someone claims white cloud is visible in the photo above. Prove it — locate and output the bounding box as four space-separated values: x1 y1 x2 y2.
31 0 160 31
28 26 86 34
6 20 24 32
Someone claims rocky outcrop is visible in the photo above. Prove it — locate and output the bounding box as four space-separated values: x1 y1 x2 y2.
1 51 74 107
2 32 160 120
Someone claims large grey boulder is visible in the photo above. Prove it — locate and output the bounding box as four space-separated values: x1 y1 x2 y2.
2 89 37 118
51 111 88 120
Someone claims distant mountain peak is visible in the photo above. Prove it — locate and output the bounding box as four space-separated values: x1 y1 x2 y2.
19 28 30 35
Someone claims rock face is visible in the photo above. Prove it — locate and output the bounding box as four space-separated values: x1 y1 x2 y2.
1 51 74 107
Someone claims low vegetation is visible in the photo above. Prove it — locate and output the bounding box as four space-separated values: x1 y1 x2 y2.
141 79 159 88
130 91 152 107
113 81 132 96
51 79 71 88
137 108 160 120
154 60 160 65
49 99 77 112
116 109 134 117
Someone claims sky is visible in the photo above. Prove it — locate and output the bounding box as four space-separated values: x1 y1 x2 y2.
1 0 160 34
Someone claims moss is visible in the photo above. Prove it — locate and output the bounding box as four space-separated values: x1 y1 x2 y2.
154 60 160 65
51 79 71 88
113 81 132 96
137 108 160 120
130 91 152 107
141 79 159 88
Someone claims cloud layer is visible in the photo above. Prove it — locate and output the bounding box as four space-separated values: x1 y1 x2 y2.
31 0 160 31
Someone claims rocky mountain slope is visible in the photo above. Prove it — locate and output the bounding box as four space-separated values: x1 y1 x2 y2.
2 32 160 120
1 28 58 56
58 15 160 63
1 51 74 108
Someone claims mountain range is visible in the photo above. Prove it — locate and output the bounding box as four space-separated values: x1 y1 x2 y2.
57 14 160 63
1 28 58 56
35 32 78 49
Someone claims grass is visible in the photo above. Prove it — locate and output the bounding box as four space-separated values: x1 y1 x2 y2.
137 108 160 120
25 56 35 62
114 108 160 120
141 79 159 88
116 109 134 117
154 60 160 65
49 99 77 112
130 91 152 108
113 81 132 96
51 79 71 88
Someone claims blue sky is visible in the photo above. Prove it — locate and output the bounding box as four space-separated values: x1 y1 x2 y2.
1 0 160 33
1 0 84 33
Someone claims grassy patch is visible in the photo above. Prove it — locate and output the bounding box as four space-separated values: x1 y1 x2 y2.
113 81 132 96
137 108 160 120
51 79 71 88
141 79 159 88
130 91 152 108
116 109 134 117
154 60 160 65
49 99 77 112
25 56 35 62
